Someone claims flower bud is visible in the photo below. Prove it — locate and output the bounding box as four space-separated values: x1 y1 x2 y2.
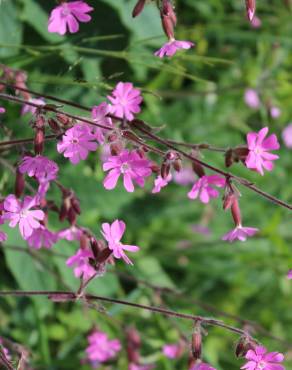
161 14 175 40
132 0 146 17
161 161 170 179
56 113 71 126
231 198 242 226
162 0 177 26
246 0 256 21
173 158 182 172
192 322 202 360
14 168 25 198
225 149 234 168
48 118 61 133
235 336 253 358
110 141 123 155
34 128 45 155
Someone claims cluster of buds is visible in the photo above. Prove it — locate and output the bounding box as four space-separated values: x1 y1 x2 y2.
48 113 73 135
59 188 81 226
0 64 30 100
161 150 182 179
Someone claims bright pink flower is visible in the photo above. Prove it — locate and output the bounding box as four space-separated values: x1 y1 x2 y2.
86 330 121 364
244 89 260 109
241 345 285 370
162 344 182 359
19 155 59 182
2 195 44 239
152 174 171 193
26 225 58 249
107 82 143 121
154 39 194 58
101 220 139 265
188 175 225 204
282 124 292 149
57 124 98 164
245 127 280 175
91 102 112 143
66 248 96 280
222 225 258 242
191 363 216 370
270 106 281 119
103 150 152 192
173 167 196 186
21 98 45 115
0 107 5 114
48 1 94 35
287 270 292 279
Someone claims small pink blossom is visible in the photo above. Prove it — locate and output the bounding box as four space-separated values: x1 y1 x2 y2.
188 175 225 204
19 155 59 182
103 150 152 192
244 89 260 109
251 16 262 28
287 270 292 279
245 127 280 175
107 82 143 121
162 344 182 359
241 345 285 370
101 219 139 265
48 1 94 35
282 124 292 149
173 167 196 186
2 195 44 239
21 98 45 115
66 248 96 280
26 225 58 249
91 102 112 143
86 330 121 364
152 174 171 193
0 107 5 114
191 363 217 370
57 124 98 164
154 39 195 58
270 106 281 119
222 225 258 242
57 226 82 241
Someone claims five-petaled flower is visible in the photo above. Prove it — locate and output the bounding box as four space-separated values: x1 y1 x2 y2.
154 39 194 58
66 248 96 280
2 195 44 239
48 1 94 35
222 225 258 242
245 127 280 175
241 345 285 370
101 219 139 265
107 82 143 121
19 155 59 182
86 330 121 364
57 124 98 164
188 175 225 204
103 150 152 192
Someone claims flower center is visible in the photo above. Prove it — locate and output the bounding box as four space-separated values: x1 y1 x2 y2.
71 138 79 144
257 361 266 370
20 209 28 218
61 4 71 16
121 163 130 173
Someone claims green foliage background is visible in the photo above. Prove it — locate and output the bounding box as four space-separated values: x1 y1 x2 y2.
0 0 292 369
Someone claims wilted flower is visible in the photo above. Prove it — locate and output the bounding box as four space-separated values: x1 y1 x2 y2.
101 220 139 265
282 124 292 148
188 175 225 204
19 155 59 182
2 195 44 239
103 150 152 192
107 82 143 121
241 345 285 370
21 98 45 115
57 124 98 164
245 127 280 175
154 39 194 58
26 225 58 249
48 0 94 35
86 330 121 364
66 248 96 280
244 89 260 109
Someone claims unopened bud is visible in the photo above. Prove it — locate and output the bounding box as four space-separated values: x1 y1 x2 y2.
132 0 146 17
161 14 175 39
15 168 25 198
231 198 242 226
48 118 61 133
151 163 160 173
161 162 170 179
173 158 182 172
245 0 256 21
162 0 177 25
34 128 45 155
192 323 202 360
79 233 89 250
110 141 123 155
56 113 71 126
235 336 253 358
225 149 234 168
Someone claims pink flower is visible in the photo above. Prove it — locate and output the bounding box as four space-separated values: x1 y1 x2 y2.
57 124 98 164
0 107 5 114
21 98 45 115
287 270 292 279
66 248 96 280
107 82 143 121
103 150 152 192
241 345 285 370
282 124 292 149
86 330 121 364
57 226 82 241
26 225 58 249
91 102 112 143
101 220 139 265
191 363 217 370
245 127 280 175
162 344 182 359
173 167 196 186
244 89 260 109
48 1 94 35
152 174 171 193
222 225 258 242
270 106 281 119
188 175 225 204
19 155 59 182
251 16 262 28
2 195 44 239
154 39 195 58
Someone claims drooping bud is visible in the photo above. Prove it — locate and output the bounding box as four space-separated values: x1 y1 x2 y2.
14 167 25 198
245 0 256 21
132 0 146 17
191 321 202 360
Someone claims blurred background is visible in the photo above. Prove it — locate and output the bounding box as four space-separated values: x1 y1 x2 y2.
0 0 292 369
